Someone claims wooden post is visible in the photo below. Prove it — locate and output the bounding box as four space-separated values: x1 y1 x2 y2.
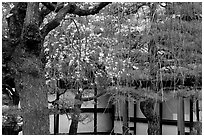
196 100 201 135
189 97 194 133
196 100 199 121
94 85 97 134
177 97 185 135
54 114 59 134
54 91 60 135
122 100 129 134
111 104 115 134
159 103 163 135
134 103 137 135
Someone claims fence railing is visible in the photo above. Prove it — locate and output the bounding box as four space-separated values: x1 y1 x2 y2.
50 97 201 135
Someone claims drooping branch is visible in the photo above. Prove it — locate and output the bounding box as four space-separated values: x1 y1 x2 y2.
41 2 111 38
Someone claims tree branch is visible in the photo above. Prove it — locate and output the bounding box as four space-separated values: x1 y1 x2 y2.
39 3 64 26
41 3 75 38
24 2 39 26
54 3 65 12
81 90 107 101
41 2 111 38
71 2 111 16
48 88 68 104
39 7 51 26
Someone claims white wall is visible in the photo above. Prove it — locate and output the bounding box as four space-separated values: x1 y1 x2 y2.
113 97 199 135
48 90 113 134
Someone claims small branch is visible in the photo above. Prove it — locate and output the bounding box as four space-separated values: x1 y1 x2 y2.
48 88 68 104
48 100 55 104
54 3 65 13
58 88 68 96
81 90 107 101
64 17 81 53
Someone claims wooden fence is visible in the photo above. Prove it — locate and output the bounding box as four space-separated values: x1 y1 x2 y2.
50 93 201 135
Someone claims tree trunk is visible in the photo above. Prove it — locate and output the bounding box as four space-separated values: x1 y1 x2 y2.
122 100 129 134
140 38 161 135
139 3 161 135
69 115 80 135
69 94 82 135
6 2 50 134
140 99 160 135
13 37 50 134
15 62 50 134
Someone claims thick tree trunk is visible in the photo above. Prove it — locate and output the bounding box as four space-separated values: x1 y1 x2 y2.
9 2 50 134
5 2 50 134
14 56 50 135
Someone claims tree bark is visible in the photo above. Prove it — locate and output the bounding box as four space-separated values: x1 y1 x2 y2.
69 94 82 135
15 63 50 134
140 39 161 135
140 99 160 135
122 100 129 134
